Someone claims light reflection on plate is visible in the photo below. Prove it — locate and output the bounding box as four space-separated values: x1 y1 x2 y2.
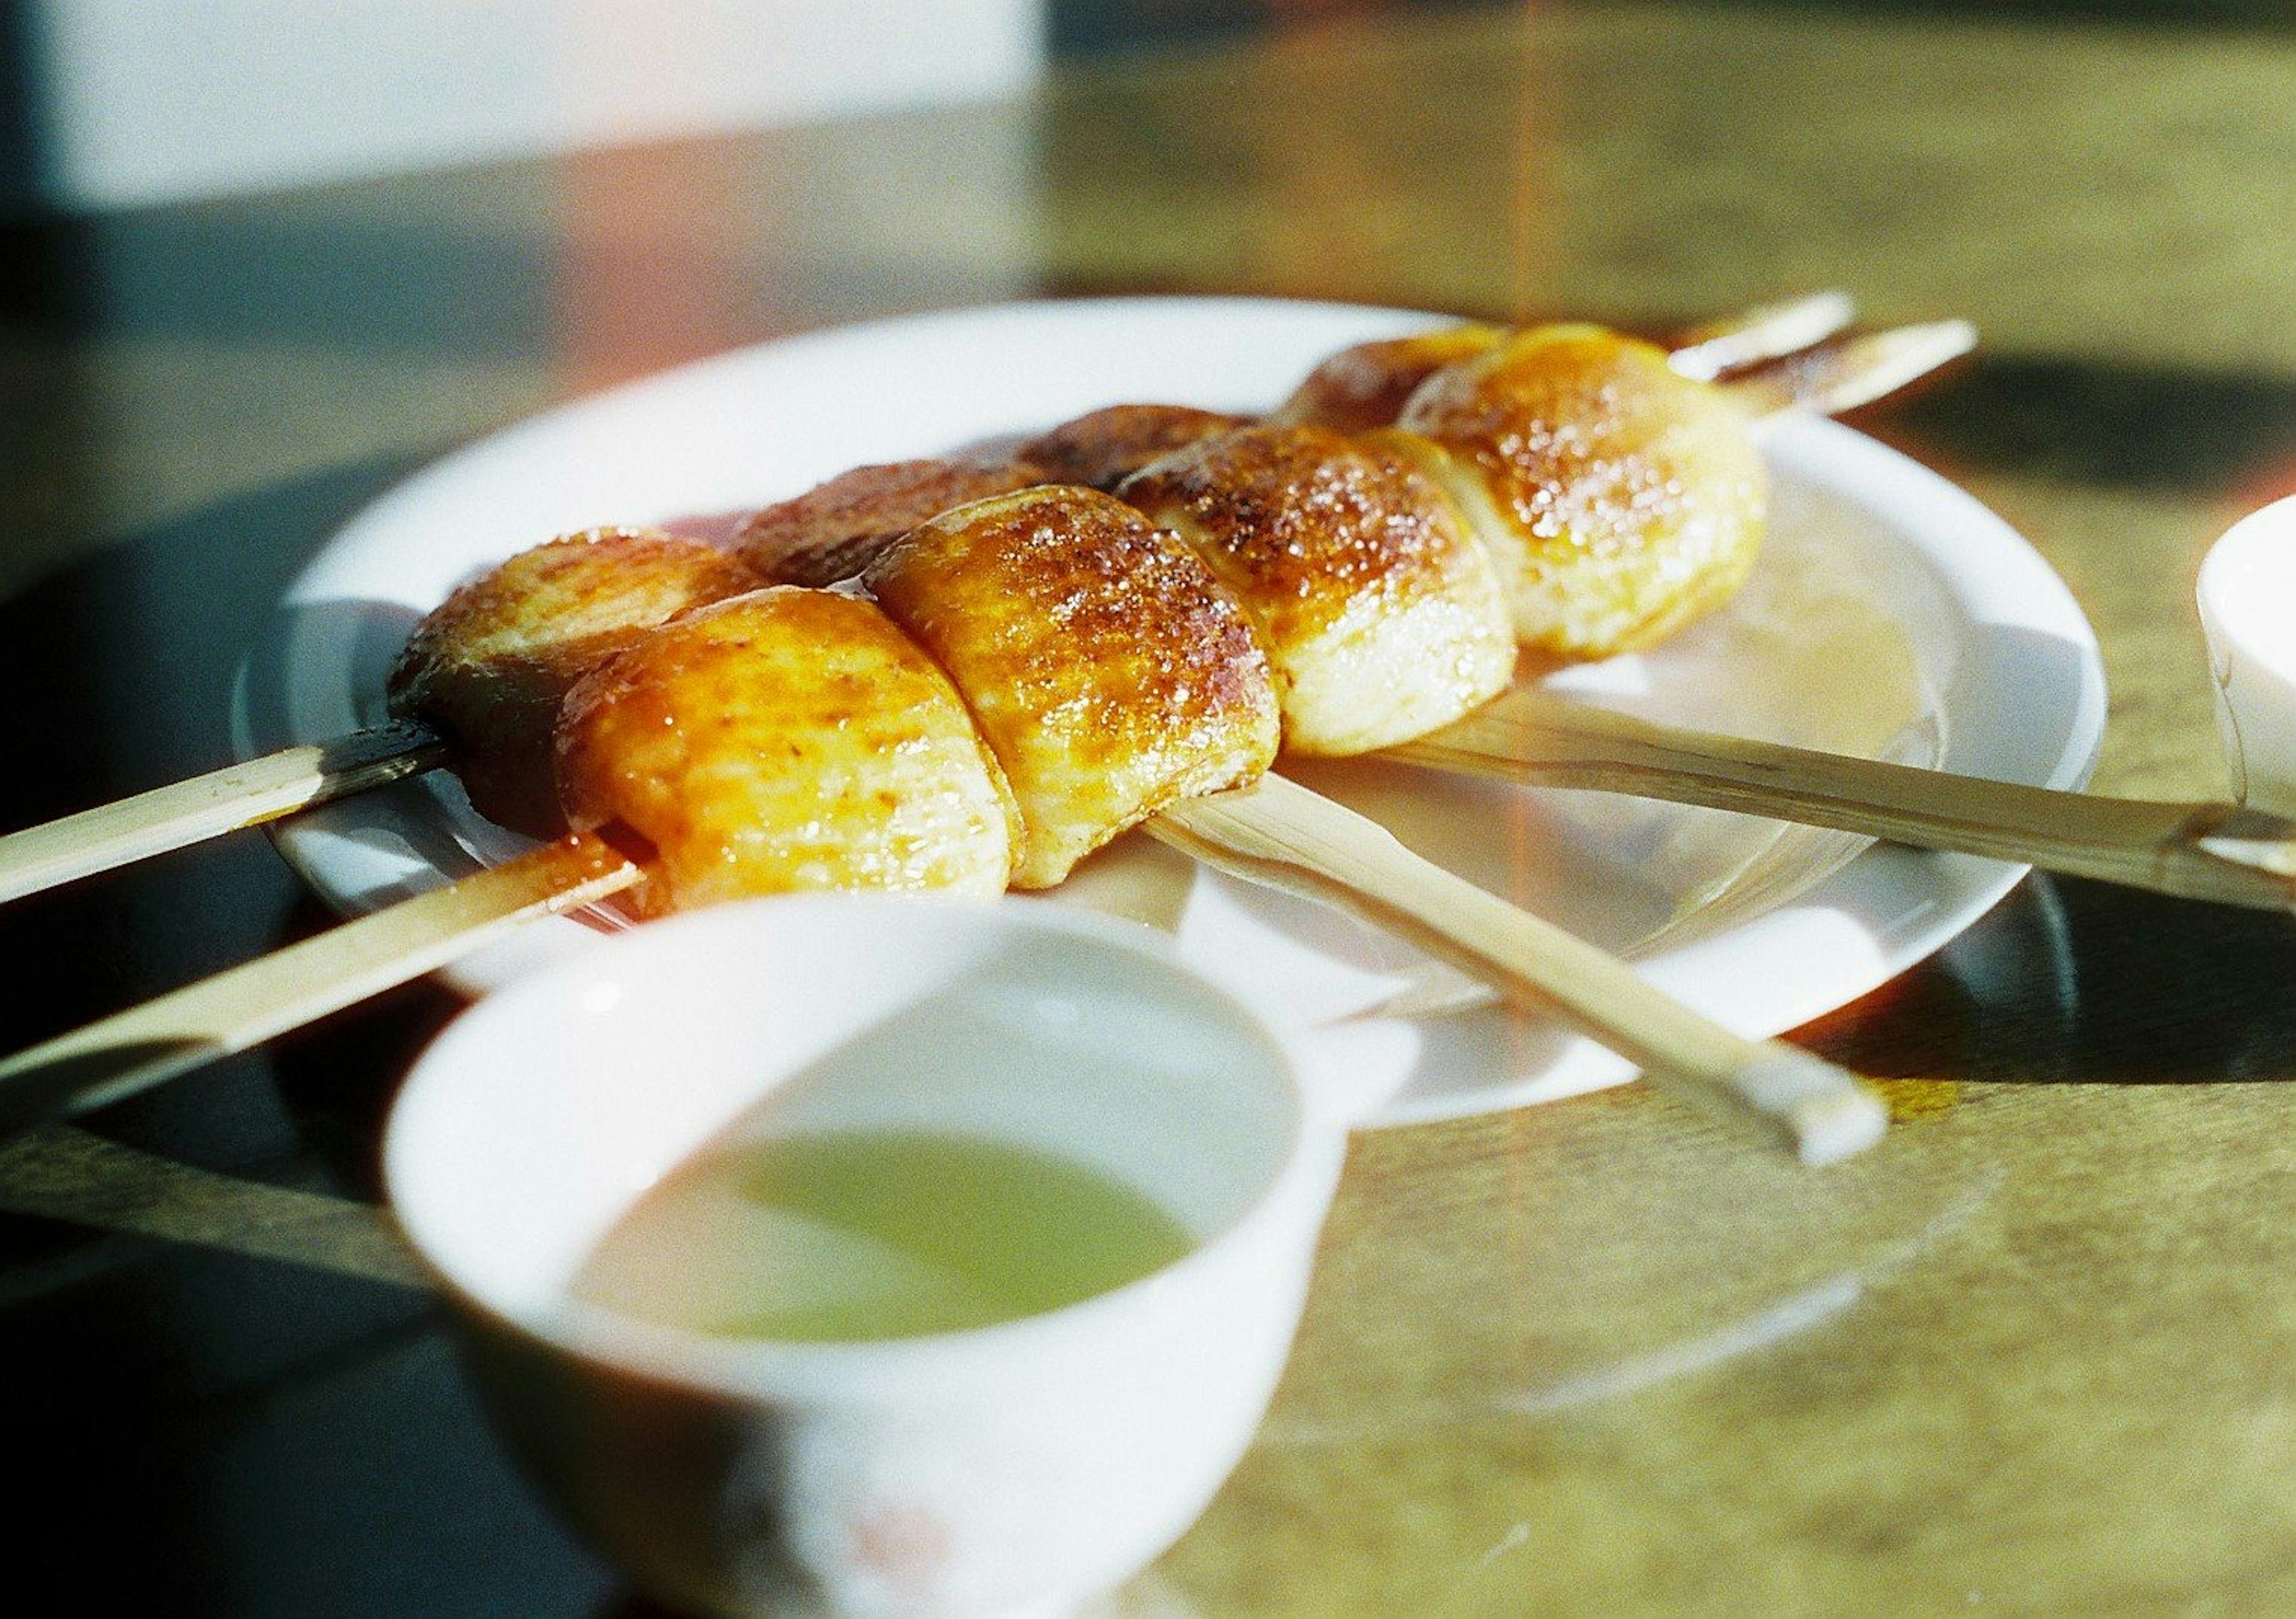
233 297 2106 1126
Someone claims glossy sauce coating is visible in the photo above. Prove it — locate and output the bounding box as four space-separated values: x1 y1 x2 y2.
1120 423 1516 755
555 587 1017 916
864 486 1280 888
1398 324 1767 658
385 527 763 836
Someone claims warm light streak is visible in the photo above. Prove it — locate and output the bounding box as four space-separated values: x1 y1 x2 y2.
554 3 746 393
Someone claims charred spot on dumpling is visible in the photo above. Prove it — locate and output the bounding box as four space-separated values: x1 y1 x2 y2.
555 587 1016 917
865 485 1280 888
386 527 764 836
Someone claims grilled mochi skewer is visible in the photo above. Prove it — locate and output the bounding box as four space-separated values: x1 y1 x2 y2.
320 465 2296 924
0 479 1887 1162
720 326 1837 756
0 298 1876 905
724 294 1889 676
0 298 1966 906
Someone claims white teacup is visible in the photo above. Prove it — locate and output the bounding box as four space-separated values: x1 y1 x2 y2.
2199 493 2296 817
384 895 1344 1619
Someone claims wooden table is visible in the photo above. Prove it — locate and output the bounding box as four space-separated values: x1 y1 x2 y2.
3 4 2294 1613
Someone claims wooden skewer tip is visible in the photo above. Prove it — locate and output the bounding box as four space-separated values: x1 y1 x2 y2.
2194 807 2296 892
1669 291 1858 380
1866 317 1979 377
1731 316 1981 423
1726 1047 1891 1166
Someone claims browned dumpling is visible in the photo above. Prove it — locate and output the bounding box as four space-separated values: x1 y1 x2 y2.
386 527 762 836
555 588 1017 918
1016 404 1245 492
1396 325 1767 659
864 486 1280 889
1120 423 1516 756
732 457 1044 587
1271 323 1506 434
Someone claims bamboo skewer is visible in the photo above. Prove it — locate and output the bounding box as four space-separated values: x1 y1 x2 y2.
1152 778 1886 1164
1389 689 2296 912
1729 319 1977 422
0 835 643 1137
1668 291 1857 381
0 722 448 905
11 676 2288 937
0 782 1885 1162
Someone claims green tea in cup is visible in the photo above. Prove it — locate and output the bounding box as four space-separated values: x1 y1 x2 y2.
569 1127 1196 1342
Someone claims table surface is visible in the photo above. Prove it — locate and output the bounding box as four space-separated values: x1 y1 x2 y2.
4 4 2295 1614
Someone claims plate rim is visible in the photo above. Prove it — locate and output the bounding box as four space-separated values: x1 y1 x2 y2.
236 294 2107 1128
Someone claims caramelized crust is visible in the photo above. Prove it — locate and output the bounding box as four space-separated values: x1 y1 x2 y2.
1397 325 1767 658
864 486 1280 888
556 588 1016 916
733 457 1045 586
1272 323 1506 433
1016 404 1245 491
1120 423 1516 755
386 527 763 836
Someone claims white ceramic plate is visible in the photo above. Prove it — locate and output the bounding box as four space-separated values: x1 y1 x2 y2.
234 297 2106 1127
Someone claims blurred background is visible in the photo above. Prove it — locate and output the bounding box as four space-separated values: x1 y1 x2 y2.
2 0 2282 218
0 2 1467 214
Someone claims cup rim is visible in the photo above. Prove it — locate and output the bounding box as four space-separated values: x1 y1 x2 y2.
2199 493 2296 627
383 893 1343 1396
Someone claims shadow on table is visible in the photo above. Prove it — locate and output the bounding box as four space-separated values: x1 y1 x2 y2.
1802 868 2296 1086
1894 351 2296 495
